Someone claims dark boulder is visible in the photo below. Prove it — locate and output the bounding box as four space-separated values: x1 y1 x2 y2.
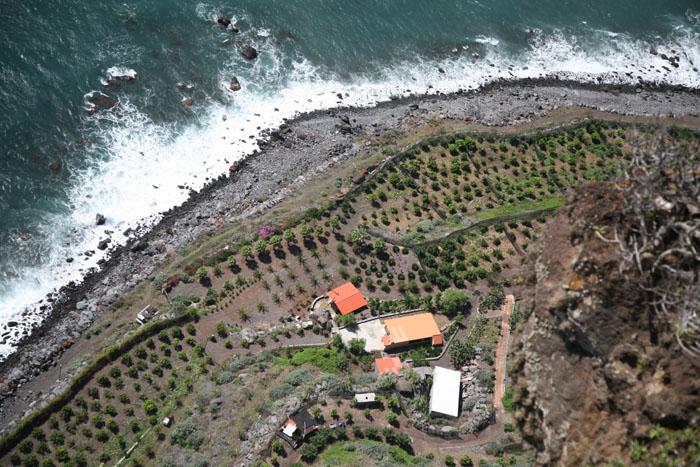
229 76 242 91
241 45 258 60
97 239 111 250
88 94 117 112
217 17 230 27
130 240 148 252
95 213 106 225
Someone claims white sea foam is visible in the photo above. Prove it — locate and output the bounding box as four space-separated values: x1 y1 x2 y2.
0 22 699 360
106 67 137 79
474 35 500 46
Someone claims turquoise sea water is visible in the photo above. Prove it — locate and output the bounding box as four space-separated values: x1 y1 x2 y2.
0 0 699 357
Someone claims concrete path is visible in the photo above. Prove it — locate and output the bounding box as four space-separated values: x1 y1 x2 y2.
493 295 514 411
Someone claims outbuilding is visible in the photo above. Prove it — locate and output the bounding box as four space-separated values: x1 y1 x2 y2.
326 282 368 315
429 366 461 418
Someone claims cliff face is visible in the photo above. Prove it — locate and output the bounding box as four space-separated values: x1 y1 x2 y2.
511 182 700 465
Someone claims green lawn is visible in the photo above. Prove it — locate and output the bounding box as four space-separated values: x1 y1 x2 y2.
274 347 348 374
322 439 424 466
475 196 564 221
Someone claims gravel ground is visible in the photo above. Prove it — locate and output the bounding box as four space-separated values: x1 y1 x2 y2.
1 78 699 434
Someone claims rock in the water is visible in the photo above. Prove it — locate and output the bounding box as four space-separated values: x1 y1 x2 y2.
95 213 106 225
88 94 117 112
66 257 74 263
241 45 258 60
182 97 193 106
97 239 111 250
49 161 61 172
229 25 240 33
217 17 230 27
229 76 242 91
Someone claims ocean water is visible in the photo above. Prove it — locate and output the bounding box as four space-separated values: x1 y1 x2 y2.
0 0 698 359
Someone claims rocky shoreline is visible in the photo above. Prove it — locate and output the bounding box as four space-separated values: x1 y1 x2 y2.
1 77 700 433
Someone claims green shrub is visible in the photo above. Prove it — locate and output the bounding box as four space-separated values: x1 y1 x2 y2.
171 419 207 450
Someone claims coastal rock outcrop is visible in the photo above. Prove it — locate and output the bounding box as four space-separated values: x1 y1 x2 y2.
229 76 242 91
88 94 117 112
241 45 258 60
95 213 106 225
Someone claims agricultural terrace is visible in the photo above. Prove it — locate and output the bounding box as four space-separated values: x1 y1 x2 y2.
2 121 698 466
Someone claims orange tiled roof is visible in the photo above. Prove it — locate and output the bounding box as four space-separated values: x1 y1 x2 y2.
382 313 443 347
327 282 368 315
375 357 403 374
432 334 443 346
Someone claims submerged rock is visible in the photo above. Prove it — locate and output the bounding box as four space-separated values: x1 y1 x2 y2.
95 213 106 225
241 45 258 60
182 97 193 106
217 17 230 27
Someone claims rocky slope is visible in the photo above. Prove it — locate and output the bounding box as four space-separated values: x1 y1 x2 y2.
511 176 700 465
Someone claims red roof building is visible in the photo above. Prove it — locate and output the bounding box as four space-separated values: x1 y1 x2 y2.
326 282 368 315
375 357 403 375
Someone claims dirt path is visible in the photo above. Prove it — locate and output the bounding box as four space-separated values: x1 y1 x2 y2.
493 295 514 412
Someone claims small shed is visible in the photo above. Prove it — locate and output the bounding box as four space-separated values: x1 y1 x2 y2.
278 409 319 448
354 392 376 407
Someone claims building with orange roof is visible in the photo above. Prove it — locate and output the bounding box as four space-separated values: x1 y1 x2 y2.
326 282 368 315
375 357 403 375
381 313 443 351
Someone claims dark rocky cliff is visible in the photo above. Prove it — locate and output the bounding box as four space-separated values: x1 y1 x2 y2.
511 178 700 465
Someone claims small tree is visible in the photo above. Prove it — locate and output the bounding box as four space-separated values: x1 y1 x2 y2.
239 309 249 321
373 237 387 253
340 313 356 327
396 432 411 449
300 224 314 241
216 322 227 337
241 245 253 259
195 267 208 281
283 229 296 244
387 412 397 425
460 454 474 466
445 454 456 467
329 215 341 231
383 426 396 443
300 443 318 462
332 333 344 349
254 240 268 256
271 439 285 455
441 288 470 318
348 338 366 355
269 235 282 250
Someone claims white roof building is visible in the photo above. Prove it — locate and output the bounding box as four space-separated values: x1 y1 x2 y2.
354 393 376 405
429 366 461 418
